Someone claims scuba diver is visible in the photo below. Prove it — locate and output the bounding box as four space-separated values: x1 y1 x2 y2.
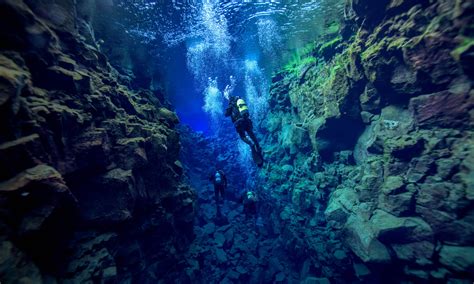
225 96 263 167
209 169 227 208
241 190 258 219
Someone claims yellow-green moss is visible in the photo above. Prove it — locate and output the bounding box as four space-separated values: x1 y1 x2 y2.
318 35 343 55
361 38 387 61
325 22 340 35
387 37 408 51
283 42 318 75
451 36 474 61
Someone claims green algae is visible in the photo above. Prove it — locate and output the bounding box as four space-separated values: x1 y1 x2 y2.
325 22 341 35
361 38 387 61
451 36 474 61
318 35 343 57
283 42 318 75
387 37 409 51
283 56 317 75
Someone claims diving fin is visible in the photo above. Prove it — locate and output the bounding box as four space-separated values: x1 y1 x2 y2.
251 145 264 167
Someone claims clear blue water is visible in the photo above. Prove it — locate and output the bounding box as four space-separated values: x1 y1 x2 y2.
114 0 344 133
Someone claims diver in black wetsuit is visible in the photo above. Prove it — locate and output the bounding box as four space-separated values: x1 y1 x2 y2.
209 169 227 207
225 96 262 154
242 191 257 216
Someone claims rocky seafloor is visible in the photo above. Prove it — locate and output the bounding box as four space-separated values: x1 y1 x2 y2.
1 0 473 283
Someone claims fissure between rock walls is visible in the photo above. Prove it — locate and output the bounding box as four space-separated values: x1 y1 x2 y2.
0 0 473 283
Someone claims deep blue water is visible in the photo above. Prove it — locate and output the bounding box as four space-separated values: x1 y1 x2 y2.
115 0 344 135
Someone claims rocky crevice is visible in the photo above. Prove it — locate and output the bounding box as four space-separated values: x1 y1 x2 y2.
0 0 194 283
261 0 474 282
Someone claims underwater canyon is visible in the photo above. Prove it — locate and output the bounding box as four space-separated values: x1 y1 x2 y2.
0 0 473 283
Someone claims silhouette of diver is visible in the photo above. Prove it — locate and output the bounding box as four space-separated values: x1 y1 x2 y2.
225 96 263 166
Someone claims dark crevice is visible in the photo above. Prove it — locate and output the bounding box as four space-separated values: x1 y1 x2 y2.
317 116 365 163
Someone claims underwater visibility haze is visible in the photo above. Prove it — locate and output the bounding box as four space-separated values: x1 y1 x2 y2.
0 0 473 283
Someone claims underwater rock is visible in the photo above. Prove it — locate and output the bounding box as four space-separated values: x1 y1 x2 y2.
370 209 433 243
391 241 434 265
261 0 474 281
409 90 474 129
344 214 391 263
0 241 42 284
215 248 228 263
439 245 474 273
0 0 195 282
352 262 370 279
324 187 359 224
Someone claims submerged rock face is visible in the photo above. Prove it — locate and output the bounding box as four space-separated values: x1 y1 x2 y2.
263 0 473 282
0 0 194 282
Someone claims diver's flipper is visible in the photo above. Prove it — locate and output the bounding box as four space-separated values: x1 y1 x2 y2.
251 146 264 167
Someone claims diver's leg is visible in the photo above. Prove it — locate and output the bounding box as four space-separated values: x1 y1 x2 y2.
219 185 225 203
237 127 253 146
245 120 261 151
247 130 260 150
214 185 219 204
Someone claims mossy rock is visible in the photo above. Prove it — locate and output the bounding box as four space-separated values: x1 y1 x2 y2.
319 36 343 60
158 107 179 125
451 36 474 79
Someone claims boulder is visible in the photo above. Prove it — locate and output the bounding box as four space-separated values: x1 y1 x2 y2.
406 155 435 183
369 209 433 243
71 168 136 224
333 249 348 260
353 262 371 279
381 176 405 195
228 269 240 280
214 232 225 247
403 266 429 280
391 241 434 265
439 245 474 273
281 164 294 177
344 214 391 263
224 228 234 246
275 271 285 282
202 223 216 235
0 164 68 193
0 241 42 284
360 84 380 112
0 134 46 181
378 190 415 216
432 210 474 245
416 182 452 210
388 135 425 161
73 128 111 171
0 53 30 107
325 188 359 223
409 91 474 129
158 107 179 126
215 248 228 263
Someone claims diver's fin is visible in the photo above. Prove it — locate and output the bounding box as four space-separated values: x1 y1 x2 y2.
251 145 264 167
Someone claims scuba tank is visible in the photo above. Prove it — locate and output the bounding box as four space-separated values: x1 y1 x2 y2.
236 98 249 117
215 171 223 184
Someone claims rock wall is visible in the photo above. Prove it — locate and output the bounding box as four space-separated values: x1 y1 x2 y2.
0 0 194 283
262 0 473 282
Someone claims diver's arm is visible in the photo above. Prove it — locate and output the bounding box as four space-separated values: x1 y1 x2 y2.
225 106 232 117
